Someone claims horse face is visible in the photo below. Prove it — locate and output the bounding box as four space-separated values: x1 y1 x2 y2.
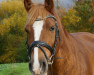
25 18 56 75
24 0 55 74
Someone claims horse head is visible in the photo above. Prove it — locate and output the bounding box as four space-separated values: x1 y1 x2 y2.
24 0 60 75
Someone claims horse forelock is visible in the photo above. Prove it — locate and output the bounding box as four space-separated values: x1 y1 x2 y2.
27 4 51 26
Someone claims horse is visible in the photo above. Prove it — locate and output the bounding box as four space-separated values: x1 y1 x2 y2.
24 0 94 75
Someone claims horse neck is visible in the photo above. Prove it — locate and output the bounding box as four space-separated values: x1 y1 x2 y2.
50 11 75 75
53 10 73 57
55 19 73 64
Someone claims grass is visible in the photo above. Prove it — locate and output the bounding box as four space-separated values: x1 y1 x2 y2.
0 63 31 75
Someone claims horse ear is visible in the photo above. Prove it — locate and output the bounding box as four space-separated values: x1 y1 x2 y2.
24 0 33 12
45 0 54 13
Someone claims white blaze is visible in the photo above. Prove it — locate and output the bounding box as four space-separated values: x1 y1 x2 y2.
33 20 44 71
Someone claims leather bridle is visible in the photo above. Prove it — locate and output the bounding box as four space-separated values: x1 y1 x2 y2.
26 15 61 75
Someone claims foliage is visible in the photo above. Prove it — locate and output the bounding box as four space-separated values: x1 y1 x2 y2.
74 0 94 32
0 0 28 63
59 8 81 32
59 0 94 32
0 0 26 35
15 40 28 62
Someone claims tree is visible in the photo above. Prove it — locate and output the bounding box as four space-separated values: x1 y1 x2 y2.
58 7 81 32
74 0 94 32
0 0 28 63
78 0 84 4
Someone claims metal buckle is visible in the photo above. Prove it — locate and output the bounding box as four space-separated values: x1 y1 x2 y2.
48 55 54 65
48 61 53 65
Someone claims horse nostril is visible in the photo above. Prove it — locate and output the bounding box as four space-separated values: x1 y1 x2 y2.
29 62 33 72
42 62 46 68
40 61 48 73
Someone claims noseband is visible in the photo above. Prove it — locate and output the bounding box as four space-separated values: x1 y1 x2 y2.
26 15 61 75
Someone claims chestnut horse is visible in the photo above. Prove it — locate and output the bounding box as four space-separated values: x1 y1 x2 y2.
24 0 94 75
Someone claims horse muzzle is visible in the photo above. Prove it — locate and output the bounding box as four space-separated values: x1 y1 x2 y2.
28 41 53 75
29 56 48 75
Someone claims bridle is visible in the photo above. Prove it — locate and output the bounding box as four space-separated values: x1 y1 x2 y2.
26 15 62 75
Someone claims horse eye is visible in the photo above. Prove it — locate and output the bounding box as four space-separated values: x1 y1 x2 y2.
49 26 55 31
25 29 29 33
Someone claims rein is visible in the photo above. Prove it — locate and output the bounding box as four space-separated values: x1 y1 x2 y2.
26 15 63 75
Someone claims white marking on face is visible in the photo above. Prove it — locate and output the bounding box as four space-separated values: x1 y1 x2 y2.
33 20 44 71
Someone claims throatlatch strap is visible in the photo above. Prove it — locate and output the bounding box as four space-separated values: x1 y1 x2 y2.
51 64 53 75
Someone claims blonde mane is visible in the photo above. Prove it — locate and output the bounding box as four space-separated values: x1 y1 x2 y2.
27 4 51 25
